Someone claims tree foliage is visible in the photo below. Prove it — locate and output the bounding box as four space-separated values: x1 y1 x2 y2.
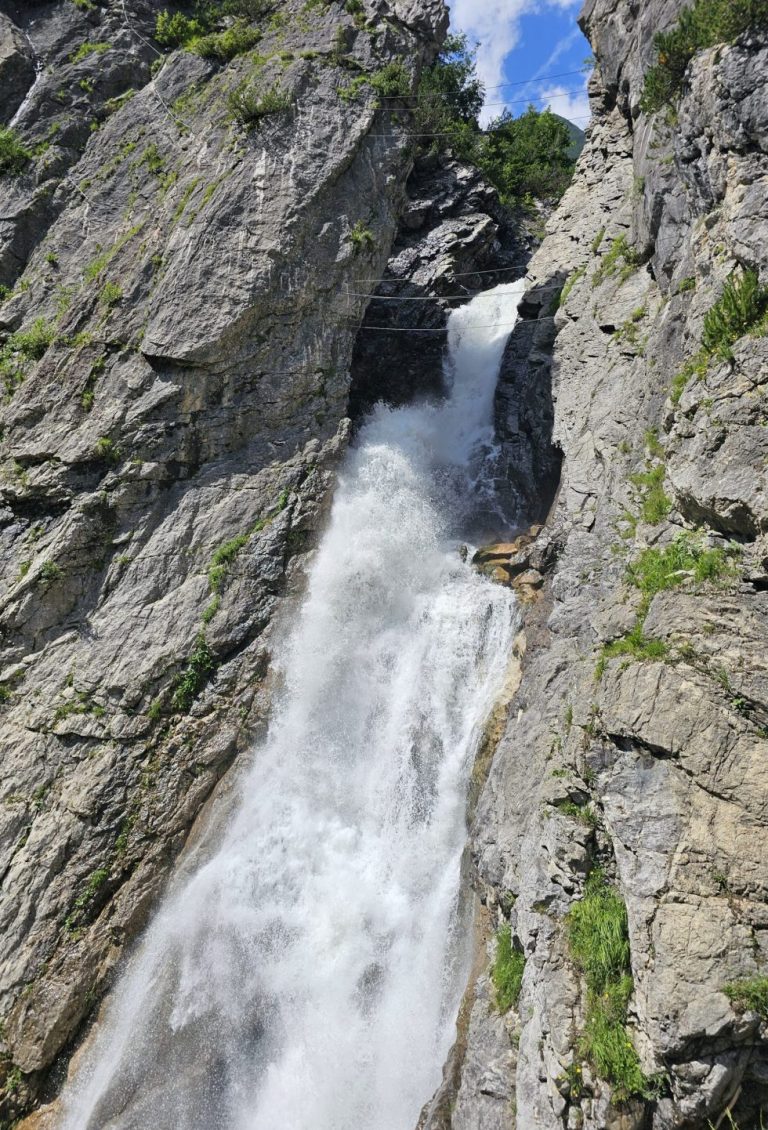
483 108 576 205
416 37 577 206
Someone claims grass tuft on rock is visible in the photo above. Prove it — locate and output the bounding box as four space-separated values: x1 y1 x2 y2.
491 924 525 1012
567 869 653 1100
724 975 768 1019
628 534 738 614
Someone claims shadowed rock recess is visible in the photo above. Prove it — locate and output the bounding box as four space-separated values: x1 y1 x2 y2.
1 0 768 1127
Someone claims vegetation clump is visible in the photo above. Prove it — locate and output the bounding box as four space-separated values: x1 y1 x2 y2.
641 0 768 112
155 2 270 54
370 62 412 98
491 924 525 1012
171 633 218 712
228 82 292 127
629 464 672 525
70 41 111 64
701 268 768 358
567 870 657 1099
724 975 768 1019
0 127 33 176
628 533 738 611
413 34 579 208
193 20 263 61
208 532 251 592
597 534 737 680
350 221 375 251
670 269 768 405
0 318 56 397
592 235 641 288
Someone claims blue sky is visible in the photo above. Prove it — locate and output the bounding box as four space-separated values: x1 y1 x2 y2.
446 0 592 128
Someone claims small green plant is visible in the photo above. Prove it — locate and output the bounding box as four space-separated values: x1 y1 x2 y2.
208 532 251 592
591 227 606 254
629 464 672 525
65 866 109 932
676 276 696 294
640 0 768 112
370 61 412 98
724 975 768 1019
613 306 647 347
202 594 221 624
39 560 62 584
491 924 525 1012
644 427 665 459
0 127 32 174
70 41 111 64
228 83 292 128
1 316 56 393
558 264 587 306
350 220 375 252
100 281 123 308
94 436 120 464
554 799 599 828
171 633 218 712
596 627 669 680
592 235 641 288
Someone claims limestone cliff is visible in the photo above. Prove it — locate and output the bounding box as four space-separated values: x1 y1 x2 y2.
430 2 768 1128
0 0 448 1121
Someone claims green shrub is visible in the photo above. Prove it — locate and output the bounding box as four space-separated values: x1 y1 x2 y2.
228 82 292 127
702 269 768 359
94 436 120 464
492 924 525 1012
724 975 768 1019
193 20 262 61
482 107 577 207
39 560 63 583
641 0 768 112
171 633 218 711
155 10 208 48
370 61 412 98
0 127 33 176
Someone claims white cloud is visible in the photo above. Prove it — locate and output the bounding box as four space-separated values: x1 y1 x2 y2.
538 80 591 126
447 0 587 125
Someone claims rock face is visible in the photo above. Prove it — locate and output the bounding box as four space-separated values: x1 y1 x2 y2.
426 3 768 1129
0 0 448 1120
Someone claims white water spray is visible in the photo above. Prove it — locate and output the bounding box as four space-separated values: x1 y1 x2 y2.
60 281 526 1130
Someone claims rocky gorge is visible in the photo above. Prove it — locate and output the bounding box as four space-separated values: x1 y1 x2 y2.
0 0 767 1127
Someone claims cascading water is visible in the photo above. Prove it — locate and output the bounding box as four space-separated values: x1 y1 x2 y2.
60 280 526 1130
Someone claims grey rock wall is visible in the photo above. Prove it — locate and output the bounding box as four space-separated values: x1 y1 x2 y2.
427 3 768 1129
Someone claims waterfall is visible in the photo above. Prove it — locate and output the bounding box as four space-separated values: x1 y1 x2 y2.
60 280 526 1130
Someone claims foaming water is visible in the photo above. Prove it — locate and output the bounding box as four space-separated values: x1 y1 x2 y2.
60 280 526 1130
